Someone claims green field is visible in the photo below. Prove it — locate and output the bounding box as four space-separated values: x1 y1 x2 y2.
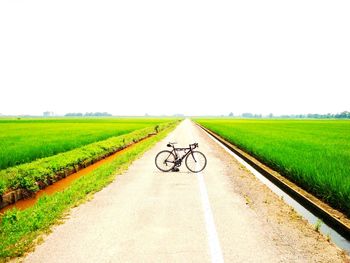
0 118 177 195
196 119 350 216
0 118 172 170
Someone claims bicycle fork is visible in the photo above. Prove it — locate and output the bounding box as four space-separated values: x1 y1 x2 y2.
190 151 197 163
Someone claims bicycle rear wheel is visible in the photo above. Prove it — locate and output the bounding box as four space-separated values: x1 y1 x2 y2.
155 150 176 172
185 151 207 173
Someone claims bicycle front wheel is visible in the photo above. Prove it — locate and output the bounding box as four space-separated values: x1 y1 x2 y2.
185 151 207 173
155 150 176 172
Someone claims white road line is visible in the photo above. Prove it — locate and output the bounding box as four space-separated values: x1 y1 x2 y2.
191 122 224 263
197 169 224 263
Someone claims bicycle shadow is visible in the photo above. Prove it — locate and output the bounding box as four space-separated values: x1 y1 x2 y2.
155 170 193 175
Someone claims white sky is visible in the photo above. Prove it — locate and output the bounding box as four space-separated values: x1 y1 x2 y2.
0 0 349 116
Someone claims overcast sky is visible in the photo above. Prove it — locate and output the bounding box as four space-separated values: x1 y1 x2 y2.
0 0 349 116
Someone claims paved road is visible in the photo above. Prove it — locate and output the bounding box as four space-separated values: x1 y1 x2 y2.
24 120 347 262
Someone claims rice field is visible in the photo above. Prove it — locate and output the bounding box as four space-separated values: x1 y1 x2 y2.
0 118 172 170
196 119 350 216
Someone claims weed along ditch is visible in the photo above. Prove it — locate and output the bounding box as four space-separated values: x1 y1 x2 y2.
0 132 156 212
0 120 178 212
0 139 146 214
0 120 180 213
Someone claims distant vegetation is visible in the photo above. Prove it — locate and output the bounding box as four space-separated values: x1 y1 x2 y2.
228 111 350 119
196 119 350 217
65 112 112 117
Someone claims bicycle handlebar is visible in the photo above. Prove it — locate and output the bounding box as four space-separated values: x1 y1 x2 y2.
189 143 198 148
167 142 198 148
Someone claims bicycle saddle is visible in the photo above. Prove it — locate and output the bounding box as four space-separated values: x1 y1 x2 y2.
167 142 177 147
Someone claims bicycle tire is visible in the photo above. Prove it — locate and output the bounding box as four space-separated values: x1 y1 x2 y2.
155 150 176 172
185 151 207 173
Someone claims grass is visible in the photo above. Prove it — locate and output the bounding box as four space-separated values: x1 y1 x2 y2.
196 119 350 216
0 121 177 195
0 118 173 170
0 121 178 261
315 219 323 232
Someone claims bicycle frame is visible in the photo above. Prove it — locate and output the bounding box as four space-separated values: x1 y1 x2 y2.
155 142 206 173
169 144 198 164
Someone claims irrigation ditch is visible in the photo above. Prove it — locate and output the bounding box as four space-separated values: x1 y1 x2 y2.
196 123 350 253
0 133 156 214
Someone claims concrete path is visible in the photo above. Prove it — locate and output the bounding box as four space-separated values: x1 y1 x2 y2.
24 120 347 262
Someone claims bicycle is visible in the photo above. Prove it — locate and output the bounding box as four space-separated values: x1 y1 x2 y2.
155 142 207 173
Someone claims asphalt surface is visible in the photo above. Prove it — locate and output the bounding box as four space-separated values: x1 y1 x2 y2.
24 120 348 262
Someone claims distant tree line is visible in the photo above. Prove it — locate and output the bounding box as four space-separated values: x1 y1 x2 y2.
294 111 350 119
65 112 112 117
228 111 350 119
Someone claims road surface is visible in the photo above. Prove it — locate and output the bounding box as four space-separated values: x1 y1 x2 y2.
24 120 347 262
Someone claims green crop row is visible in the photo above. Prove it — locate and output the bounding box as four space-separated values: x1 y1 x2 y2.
0 121 178 195
196 119 350 217
0 118 174 170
